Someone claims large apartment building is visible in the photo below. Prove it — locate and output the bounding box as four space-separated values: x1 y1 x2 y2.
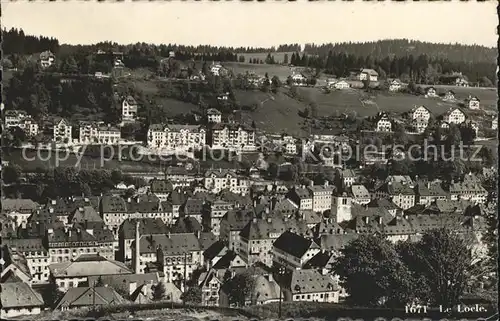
148 124 206 152
210 123 256 151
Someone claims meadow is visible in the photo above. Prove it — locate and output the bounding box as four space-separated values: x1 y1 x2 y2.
224 62 293 79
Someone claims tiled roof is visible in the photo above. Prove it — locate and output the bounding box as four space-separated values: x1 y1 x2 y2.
2 238 47 252
212 122 254 132
171 217 203 233
203 240 227 261
55 286 127 309
303 250 336 269
1 282 44 308
127 200 160 214
48 225 114 244
138 233 201 255
100 195 128 213
87 272 160 293
204 168 238 178
150 179 174 194
222 208 255 230
69 206 103 224
198 232 218 251
285 270 338 294
240 216 309 240
317 234 359 252
273 231 318 258
50 254 132 277
252 275 280 302
119 218 169 239
207 108 221 115
351 185 370 199
2 199 39 214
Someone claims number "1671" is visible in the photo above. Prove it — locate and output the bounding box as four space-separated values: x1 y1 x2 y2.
405 305 428 314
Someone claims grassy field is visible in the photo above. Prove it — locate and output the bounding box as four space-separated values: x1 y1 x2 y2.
234 89 309 136
224 62 293 79
235 51 297 64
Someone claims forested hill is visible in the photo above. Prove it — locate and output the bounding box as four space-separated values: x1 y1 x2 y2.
304 39 496 64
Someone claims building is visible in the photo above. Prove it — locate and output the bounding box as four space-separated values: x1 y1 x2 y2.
239 216 309 267
375 181 416 210
425 87 438 97
4 110 39 136
443 108 466 125
350 184 371 205
49 254 132 291
375 112 392 132
198 270 222 306
410 105 431 122
55 286 127 311
39 50 55 68
291 72 308 86
444 90 456 101
211 122 256 151
2 198 39 229
204 169 250 195
47 224 115 263
207 200 234 236
1 245 33 284
308 184 334 213
79 122 120 145
220 208 255 251
207 108 222 123
53 118 73 143
2 239 50 284
357 69 378 82
118 218 170 262
122 96 138 122
273 231 320 271
150 179 174 201
388 79 402 92
287 187 313 210
333 80 350 90
1 283 44 317
449 177 488 204
414 181 448 205
78 121 100 144
340 169 356 187
210 63 226 76
492 115 498 130
283 269 339 303
331 193 352 223
97 125 121 144
466 96 480 110
147 124 206 152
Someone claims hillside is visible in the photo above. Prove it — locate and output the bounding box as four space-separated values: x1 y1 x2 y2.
304 39 496 64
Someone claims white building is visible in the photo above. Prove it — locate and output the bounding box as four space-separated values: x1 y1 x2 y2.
97 125 121 144
410 105 432 134
443 108 466 125
210 63 224 76
207 108 222 123
375 113 392 132
39 51 55 68
291 73 307 86
308 184 334 213
350 184 371 205
443 91 456 101
211 123 256 151
53 118 73 144
492 116 498 130
358 69 378 82
148 124 206 152
333 80 350 90
389 79 402 92
4 110 39 136
467 96 480 110
204 169 249 195
425 87 438 98
79 122 120 145
122 96 138 122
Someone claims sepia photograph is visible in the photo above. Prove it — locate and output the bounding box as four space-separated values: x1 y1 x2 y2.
1 1 498 321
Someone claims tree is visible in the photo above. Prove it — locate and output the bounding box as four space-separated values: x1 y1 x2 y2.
111 169 123 185
42 274 64 308
283 53 289 65
223 272 256 306
3 164 22 184
152 282 167 301
61 55 78 74
268 163 279 180
180 286 202 304
94 276 105 287
271 76 281 93
398 229 474 307
332 234 414 307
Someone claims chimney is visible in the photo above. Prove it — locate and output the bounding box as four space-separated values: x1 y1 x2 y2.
378 217 382 225
128 198 132 203
134 221 141 274
196 230 201 239
364 217 369 224
51 200 57 205
49 208 54 214
68 230 72 237
324 181 329 187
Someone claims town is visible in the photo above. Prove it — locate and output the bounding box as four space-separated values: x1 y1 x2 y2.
1 17 498 321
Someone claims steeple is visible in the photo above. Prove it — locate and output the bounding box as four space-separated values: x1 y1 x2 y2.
133 220 141 274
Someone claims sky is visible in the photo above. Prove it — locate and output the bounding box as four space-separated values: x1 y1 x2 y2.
2 1 498 48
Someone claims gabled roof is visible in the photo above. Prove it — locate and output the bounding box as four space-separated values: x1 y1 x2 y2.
221 208 255 230
171 217 203 234
100 195 128 213
2 199 39 214
240 216 309 241
317 233 359 252
273 231 318 259
69 206 103 224
2 238 47 252
203 240 227 261
50 254 132 277
150 179 174 194
55 286 126 309
284 269 338 294
87 272 161 294
1 282 44 308
303 250 336 269
119 218 169 239
138 233 201 255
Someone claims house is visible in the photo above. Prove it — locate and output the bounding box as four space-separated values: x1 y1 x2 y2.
122 96 138 122
53 118 73 143
204 169 249 195
350 184 371 205
250 274 281 305
273 231 320 271
147 124 206 152
239 216 309 267
331 193 353 223
207 108 222 123
198 270 222 306
2 239 51 284
97 125 121 144
389 79 403 92
492 115 498 130
39 50 55 68
2 198 39 229
340 169 356 187
425 86 438 97
1 245 33 284
291 72 308 86
4 110 39 136
49 254 132 291
444 90 456 101
308 183 335 213
282 269 339 303
375 181 416 210
449 177 487 204
455 76 469 87
210 62 227 76
414 180 448 206
150 179 174 201
220 208 255 250
206 200 234 236
466 96 480 110
287 187 313 210
410 105 431 122
118 218 170 262
443 108 466 125
1 283 44 317
210 122 256 151
375 112 392 132
55 286 127 311
333 80 350 90
46 224 115 263
357 69 378 82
